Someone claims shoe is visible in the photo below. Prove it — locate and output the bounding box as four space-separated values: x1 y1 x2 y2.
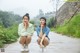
21 48 24 51
42 46 44 52
24 45 29 52
21 45 25 51
40 45 44 52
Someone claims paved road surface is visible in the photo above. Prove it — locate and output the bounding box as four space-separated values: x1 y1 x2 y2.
0 32 80 53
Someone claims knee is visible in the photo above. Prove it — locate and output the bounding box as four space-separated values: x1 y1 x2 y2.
38 38 41 42
27 36 31 40
43 37 49 45
19 36 26 44
44 37 48 41
37 38 41 44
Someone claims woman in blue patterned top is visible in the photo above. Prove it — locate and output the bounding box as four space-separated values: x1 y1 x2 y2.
36 17 50 48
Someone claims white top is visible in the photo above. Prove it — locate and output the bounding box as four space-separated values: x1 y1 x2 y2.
18 23 34 36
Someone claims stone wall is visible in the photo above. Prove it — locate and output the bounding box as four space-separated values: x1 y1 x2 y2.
56 2 80 25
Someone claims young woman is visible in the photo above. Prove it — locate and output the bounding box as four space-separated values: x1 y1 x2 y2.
36 17 50 48
18 13 34 51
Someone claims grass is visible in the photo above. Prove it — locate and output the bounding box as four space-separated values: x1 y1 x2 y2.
56 13 80 38
50 27 55 32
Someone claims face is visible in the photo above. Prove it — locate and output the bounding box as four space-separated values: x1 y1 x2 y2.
40 19 46 25
23 16 29 23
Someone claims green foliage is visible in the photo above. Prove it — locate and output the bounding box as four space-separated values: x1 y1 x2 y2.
0 10 22 28
56 14 80 38
30 20 35 24
47 17 54 27
65 0 80 2
0 10 20 48
0 40 4 48
4 24 18 43
0 24 18 48
50 27 55 31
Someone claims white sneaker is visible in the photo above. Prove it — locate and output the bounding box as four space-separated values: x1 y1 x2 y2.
24 45 29 52
21 48 24 51
21 45 25 51
40 45 45 52
42 46 44 52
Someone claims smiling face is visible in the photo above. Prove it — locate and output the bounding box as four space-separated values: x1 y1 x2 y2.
23 16 29 24
40 19 46 28
40 19 46 25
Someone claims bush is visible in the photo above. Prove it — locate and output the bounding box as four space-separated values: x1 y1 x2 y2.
50 27 55 31
0 41 4 48
0 24 18 47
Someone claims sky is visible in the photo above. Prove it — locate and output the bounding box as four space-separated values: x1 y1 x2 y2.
0 0 65 18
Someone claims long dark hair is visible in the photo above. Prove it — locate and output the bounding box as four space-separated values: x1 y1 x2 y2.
40 17 46 26
22 13 30 20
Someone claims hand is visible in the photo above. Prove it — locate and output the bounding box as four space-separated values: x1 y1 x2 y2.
39 33 43 38
41 25 44 28
23 22 27 29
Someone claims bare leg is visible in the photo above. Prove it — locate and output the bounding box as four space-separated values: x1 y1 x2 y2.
25 36 31 45
37 37 49 46
20 36 26 46
43 37 49 47
37 37 41 45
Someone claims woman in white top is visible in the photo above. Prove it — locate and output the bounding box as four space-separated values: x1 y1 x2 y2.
18 13 34 51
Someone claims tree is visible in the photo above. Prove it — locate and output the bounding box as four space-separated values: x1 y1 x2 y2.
0 10 22 28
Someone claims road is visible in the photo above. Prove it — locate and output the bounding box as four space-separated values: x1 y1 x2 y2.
0 32 80 53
